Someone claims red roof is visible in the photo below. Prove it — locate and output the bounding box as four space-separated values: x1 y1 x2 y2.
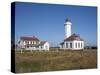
20 36 39 41
64 33 83 41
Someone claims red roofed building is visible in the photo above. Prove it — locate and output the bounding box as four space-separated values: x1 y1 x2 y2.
64 34 83 41
17 36 49 50
20 36 39 41
60 17 84 50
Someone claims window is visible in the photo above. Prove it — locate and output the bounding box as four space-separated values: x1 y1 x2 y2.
70 43 72 48
34 41 36 44
32 41 33 44
78 43 80 48
75 43 77 48
29 41 31 44
81 43 82 48
66 43 68 48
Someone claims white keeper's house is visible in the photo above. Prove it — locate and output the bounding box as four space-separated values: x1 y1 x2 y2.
17 36 49 50
60 17 84 50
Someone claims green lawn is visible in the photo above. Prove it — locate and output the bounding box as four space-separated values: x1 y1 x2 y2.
15 49 97 73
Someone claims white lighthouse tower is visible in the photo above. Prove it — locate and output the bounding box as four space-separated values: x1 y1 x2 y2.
60 17 84 50
64 17 72 39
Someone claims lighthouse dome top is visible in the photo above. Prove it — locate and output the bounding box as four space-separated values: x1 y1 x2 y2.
65 17 71 22
64 17 72 25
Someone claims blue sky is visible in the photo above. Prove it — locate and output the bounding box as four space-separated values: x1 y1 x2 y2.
15 2 97 47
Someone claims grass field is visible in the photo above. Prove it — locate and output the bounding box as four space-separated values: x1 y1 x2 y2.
15 49 97 73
